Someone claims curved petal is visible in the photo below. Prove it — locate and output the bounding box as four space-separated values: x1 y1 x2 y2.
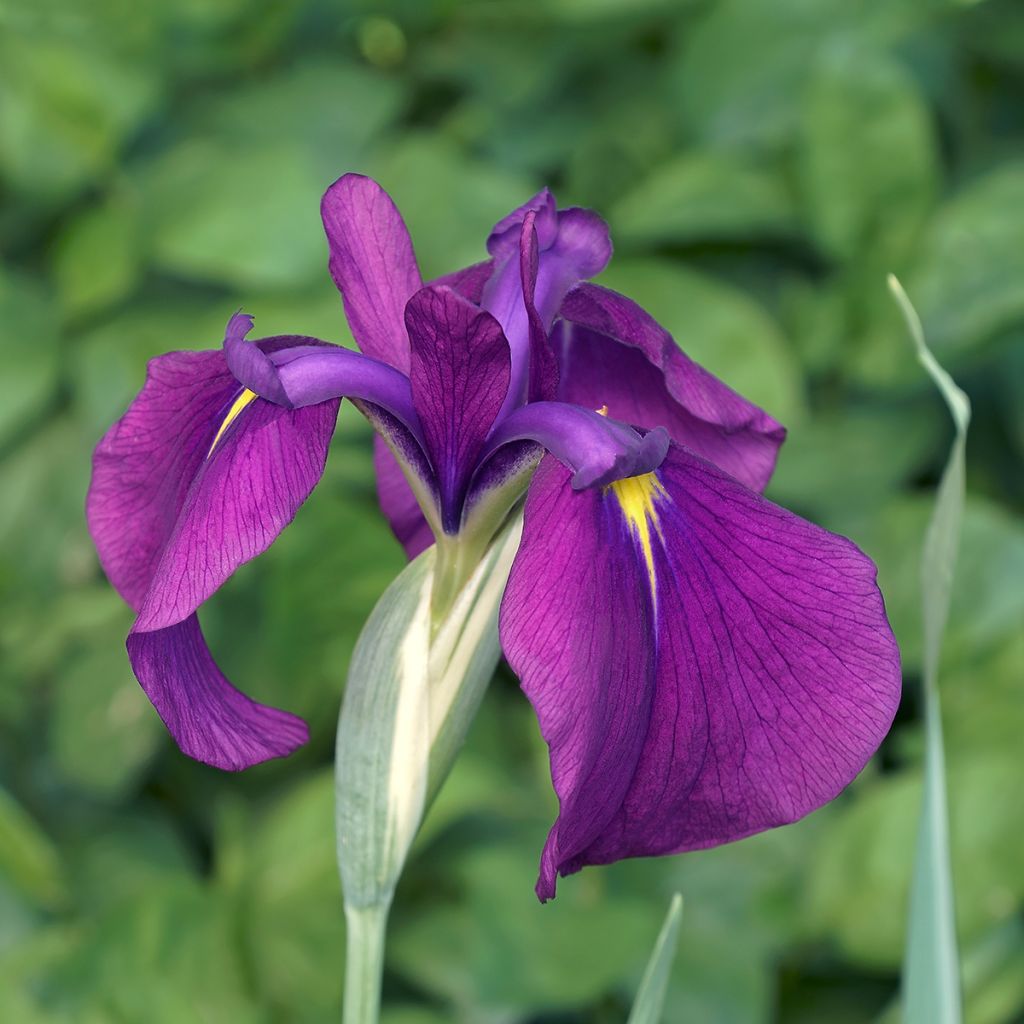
483 194 611 417
405 285 511 534
224 313 421 435
321 173 422 372
557 284 786 493
487 188 558 256
88 349 242 611
131 390 340 632
430 259 495 304
128 615 308 770
500 445 901 900
478 401 668 490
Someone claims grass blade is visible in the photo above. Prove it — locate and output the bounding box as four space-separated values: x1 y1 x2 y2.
626 893 683 1024
888 275 969 1024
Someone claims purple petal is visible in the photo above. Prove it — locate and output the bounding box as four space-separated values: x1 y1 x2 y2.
373 436 435 559
128 615 308 770
477 401 668 490
88 349 241 611
557 284 786 493
483 199 611 418
405 286 510 533
500 445 901 900
131 389 339 633
487 188 558 256
321 174 422 372
430 260 495 304
519 213 559 403
223 315 422 438
223 313 290 406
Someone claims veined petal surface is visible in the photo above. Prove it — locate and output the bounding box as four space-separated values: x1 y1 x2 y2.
406 285 510 534
128 615 308 770
500 446 901 900
321 173 421 372
88 348 240 611
133 386 339 632
557 284 786 492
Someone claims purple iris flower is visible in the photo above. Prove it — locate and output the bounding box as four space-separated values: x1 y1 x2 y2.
87 175 900 900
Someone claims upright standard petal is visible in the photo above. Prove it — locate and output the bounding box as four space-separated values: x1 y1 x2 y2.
483 198 611 416
321 174 422 372
500 446 900 900
557 284 786 493
405 286 510 534
128 615 309 771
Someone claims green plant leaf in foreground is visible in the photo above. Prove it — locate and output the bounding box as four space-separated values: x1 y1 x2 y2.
889 275 970 1024
627 894 684 1024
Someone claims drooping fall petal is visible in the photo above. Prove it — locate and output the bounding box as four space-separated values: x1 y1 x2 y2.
557 284 786 492
88 348 241 611
500 445 900 900
87 338 340 769
127 615 309 770
132 381 340 633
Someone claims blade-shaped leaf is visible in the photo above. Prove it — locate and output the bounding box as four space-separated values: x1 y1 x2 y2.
889 275 969 1024
626 893 683 1024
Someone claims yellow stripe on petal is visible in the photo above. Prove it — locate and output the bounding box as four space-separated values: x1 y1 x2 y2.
607 471 669 608
208 388 258 457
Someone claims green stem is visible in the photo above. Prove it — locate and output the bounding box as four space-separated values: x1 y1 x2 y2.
343 902 391 1024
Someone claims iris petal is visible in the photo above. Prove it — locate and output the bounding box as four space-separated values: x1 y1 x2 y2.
132 389 339 633
557 284 786 492
321 173 422 372
477 401 668 490
405 286 511 534
500 445 901 900
128 615 308 770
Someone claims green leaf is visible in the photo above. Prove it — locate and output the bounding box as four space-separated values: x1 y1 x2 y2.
50 878 267 1024
0 270 60 448
241 772 346 1020
367 135 538 279
388 842 657 1013
0 34 158 200
50 636 163 800
797 45 937 262
671 0 930 147
52 193 142 320
890 278 967 1021
0 788 67 912
851 167 1024 386
140 139 325 289
610 151 797 247
627 893 683 1024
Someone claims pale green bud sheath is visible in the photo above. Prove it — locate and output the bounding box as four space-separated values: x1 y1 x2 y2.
334 517 523 1024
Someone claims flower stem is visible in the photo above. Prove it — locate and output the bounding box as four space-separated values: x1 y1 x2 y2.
343 902 391 1024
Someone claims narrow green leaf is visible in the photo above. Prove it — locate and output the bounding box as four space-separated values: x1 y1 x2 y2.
627 893 684 1024
889 275 969 1024
0 786 67 911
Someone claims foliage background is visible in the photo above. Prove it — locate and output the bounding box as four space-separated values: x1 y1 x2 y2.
1 0 1022 1020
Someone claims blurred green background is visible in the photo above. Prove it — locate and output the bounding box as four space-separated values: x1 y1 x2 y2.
1 0 1022 1021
